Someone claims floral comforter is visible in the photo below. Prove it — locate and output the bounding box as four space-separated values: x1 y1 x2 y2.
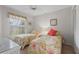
27 35 62 54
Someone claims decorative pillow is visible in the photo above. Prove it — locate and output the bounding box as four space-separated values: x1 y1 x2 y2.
48 28 57 36
31 31 40 38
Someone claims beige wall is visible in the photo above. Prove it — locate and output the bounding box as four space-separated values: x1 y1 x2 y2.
33 7 74 45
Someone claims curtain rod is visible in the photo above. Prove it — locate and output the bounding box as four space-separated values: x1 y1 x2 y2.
8 12 27 19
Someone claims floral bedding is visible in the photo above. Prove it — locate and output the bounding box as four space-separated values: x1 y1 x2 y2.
27 35 62 54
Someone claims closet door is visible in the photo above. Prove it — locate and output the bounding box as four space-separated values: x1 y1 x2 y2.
75 6 79 53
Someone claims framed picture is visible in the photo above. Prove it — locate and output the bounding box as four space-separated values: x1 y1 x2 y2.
50 19 57 26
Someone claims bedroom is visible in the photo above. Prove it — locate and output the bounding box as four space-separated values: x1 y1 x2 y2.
0 5 76 54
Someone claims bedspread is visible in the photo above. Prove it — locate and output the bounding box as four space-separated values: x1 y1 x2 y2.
27 35 62 54
12 34 36 49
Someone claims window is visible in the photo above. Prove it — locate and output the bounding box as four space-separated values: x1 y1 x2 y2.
8 13 27 36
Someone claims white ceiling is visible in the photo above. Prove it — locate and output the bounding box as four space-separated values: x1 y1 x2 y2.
6 5 72 16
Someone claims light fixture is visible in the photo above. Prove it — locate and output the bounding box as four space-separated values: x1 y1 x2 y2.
30 5 37 10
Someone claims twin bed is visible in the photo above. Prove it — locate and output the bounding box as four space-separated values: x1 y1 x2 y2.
27 35 62 54
13 28 62 54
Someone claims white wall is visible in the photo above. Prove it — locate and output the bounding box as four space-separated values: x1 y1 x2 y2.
33 7 74 45
0 6 33 37
0 6 2 37
0 6 74 46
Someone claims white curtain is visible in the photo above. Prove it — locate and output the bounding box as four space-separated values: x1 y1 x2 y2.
9 13 26 36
